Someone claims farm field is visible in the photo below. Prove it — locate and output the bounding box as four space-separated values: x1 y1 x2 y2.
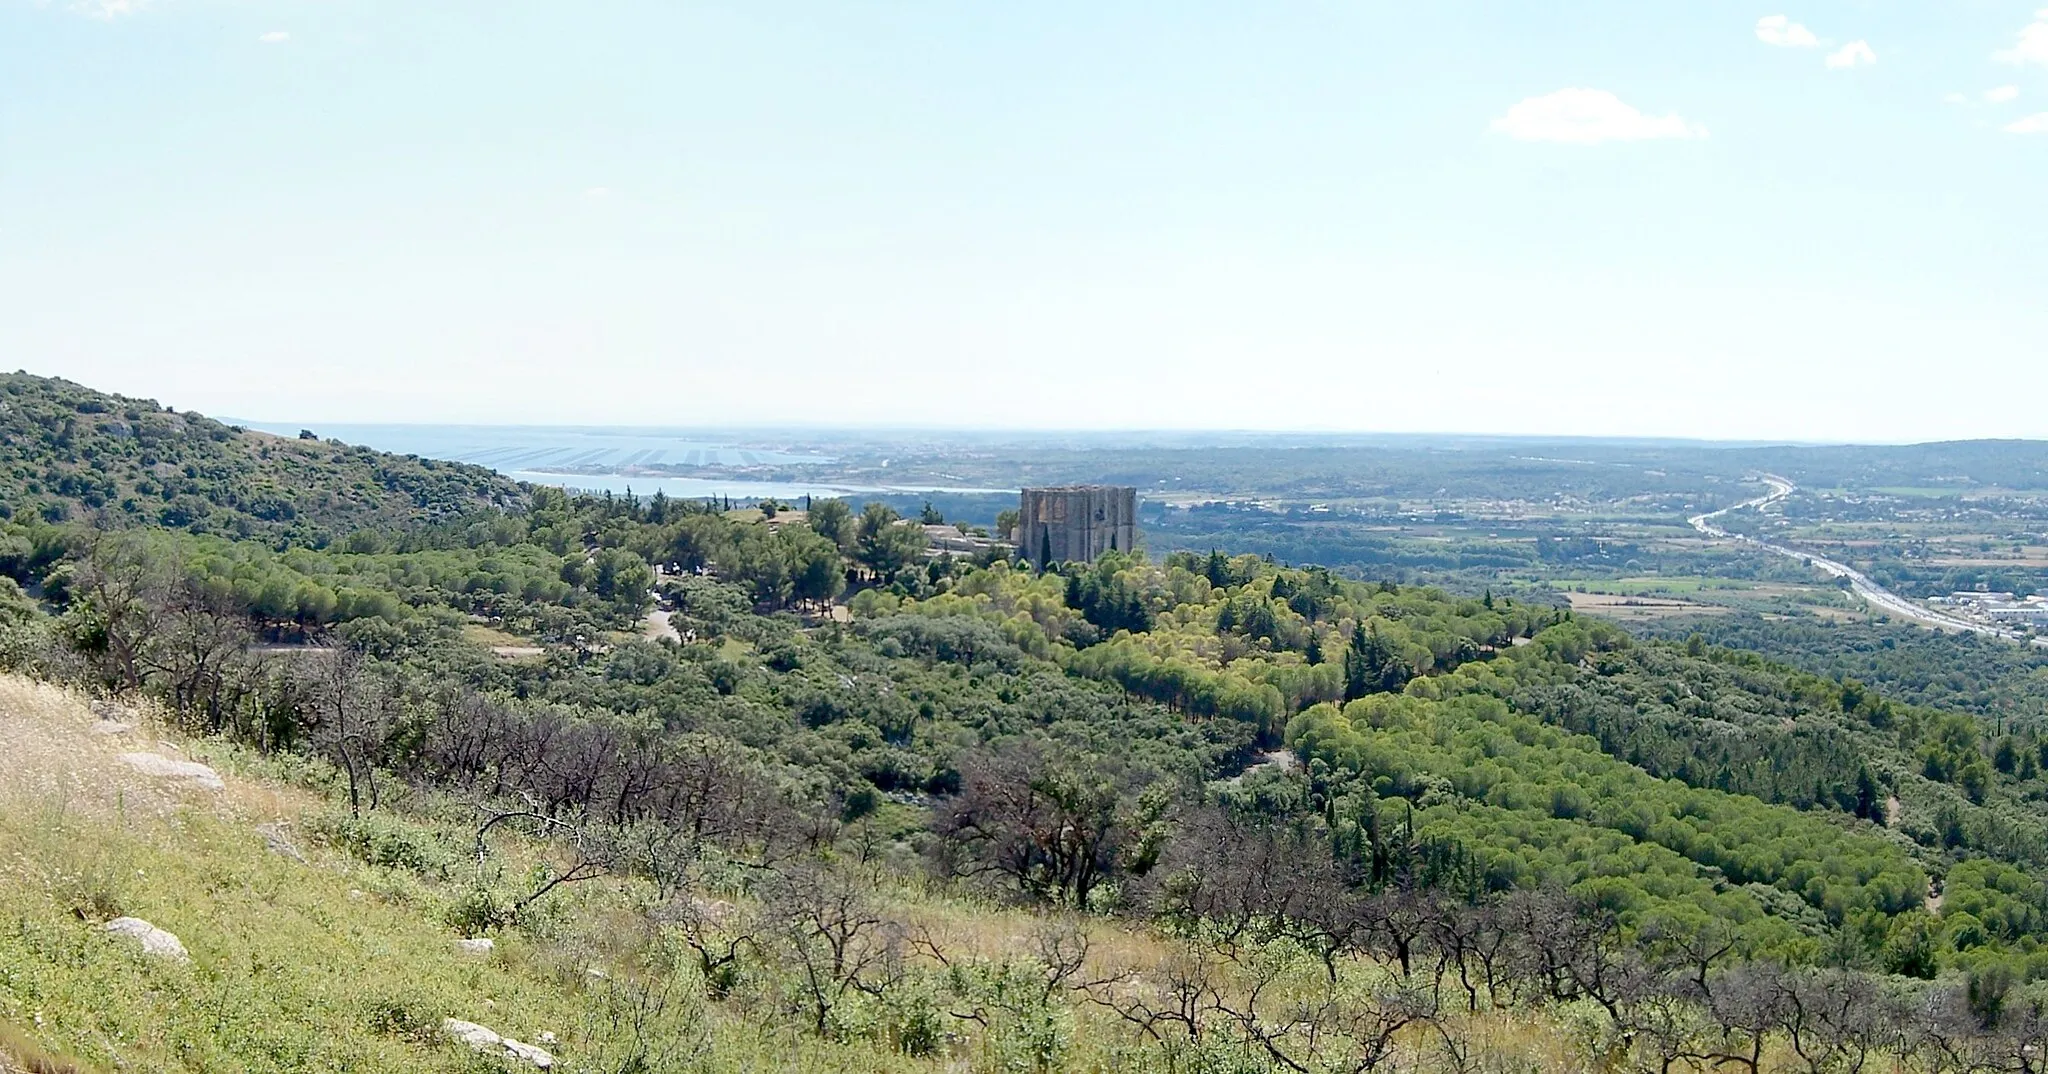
1553 576 1863 622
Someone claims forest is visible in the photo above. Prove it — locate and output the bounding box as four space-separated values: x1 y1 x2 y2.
12 374 2048 1072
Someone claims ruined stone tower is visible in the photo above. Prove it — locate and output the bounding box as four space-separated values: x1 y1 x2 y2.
1013 486 1138 569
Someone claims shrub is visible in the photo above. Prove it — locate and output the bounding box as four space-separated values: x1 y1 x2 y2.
308 811 456 879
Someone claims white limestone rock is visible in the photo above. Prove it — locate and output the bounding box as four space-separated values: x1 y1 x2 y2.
502 1038 557 1067
441 1018 555 1068
104 917 190 963
456 937 495 956
116 752 224 792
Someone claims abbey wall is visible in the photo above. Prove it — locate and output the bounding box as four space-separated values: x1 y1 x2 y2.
1013 486 1138 568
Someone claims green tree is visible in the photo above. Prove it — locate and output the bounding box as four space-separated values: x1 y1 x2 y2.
1853 766 1882 821
726 526 795 606
786 528 846 606
808 499 855 549
1341 623 1410 702
854 503 926 584
667 514 733 572
588 547 654 609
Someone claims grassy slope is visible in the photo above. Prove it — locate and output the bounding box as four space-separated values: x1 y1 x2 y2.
0 674 1596 1074
0 674 932 1073
0 373 525 541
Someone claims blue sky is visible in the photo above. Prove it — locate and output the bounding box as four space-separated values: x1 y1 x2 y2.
2 2 2044 440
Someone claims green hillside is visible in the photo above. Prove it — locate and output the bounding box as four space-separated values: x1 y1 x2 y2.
0 372 525 544
9 376 2048 1071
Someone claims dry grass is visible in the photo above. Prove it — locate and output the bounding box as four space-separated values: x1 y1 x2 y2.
0 1019 92 1074
1564 591 1730 619
459 621 531 649
459 622 549 660
0 675 963 1072
0 677 309 830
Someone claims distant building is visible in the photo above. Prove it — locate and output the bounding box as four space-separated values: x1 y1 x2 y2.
921 523 1005 557
1013 486 1138 569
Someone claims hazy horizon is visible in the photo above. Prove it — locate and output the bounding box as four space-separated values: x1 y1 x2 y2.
234 415 1835 449
6 2 2046 440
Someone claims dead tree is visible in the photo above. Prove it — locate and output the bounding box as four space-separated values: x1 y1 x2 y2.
933 739 1141 908
300 648 391 816
1777 967 1885 1074
1699 962 1790 1074
469 799 620 928
756 863 903 1038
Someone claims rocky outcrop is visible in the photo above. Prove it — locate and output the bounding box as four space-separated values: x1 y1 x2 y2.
116 753 225 792
441 1018 555 1068
104 917 190 962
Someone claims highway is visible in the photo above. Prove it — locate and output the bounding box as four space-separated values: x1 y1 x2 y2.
1687 474 2025 639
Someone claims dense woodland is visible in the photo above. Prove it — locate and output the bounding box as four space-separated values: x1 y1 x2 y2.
16 375 2048 1071
1639 616 2048 725
0 373 525 542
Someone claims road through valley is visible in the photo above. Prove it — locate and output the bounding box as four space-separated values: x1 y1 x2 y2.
1687 475 2021 639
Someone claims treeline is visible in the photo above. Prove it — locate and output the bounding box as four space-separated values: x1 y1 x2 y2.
853 551 2048 975
0 486 961 659
1287 687 1925 951
881 550 1555 741
1638 614 2048 723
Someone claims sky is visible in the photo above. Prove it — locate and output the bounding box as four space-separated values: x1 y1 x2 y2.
2 2 2045 441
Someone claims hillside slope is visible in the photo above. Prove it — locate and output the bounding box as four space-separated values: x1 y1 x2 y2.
14 375 2048 1070
0 675 1108 1073
0 373 526 543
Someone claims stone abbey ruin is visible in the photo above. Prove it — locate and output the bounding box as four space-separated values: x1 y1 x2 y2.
1012 485 1138 569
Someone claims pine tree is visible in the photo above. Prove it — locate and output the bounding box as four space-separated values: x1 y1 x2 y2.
1853 766 1881 821
1343 623 1372 702
1344 622 1411 701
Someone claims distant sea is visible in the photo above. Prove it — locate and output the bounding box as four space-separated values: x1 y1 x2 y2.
241 422 1013 499
528 472 1014 500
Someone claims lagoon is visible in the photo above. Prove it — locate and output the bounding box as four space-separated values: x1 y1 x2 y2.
516 471 1014 500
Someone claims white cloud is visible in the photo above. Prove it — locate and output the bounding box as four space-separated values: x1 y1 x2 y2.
66 0 151 19
1825 40 1877 69
259 31 290 44
2006 112 2048 134
1995 9 2048 66
582 187 614 199
1756 15 1820 48
1987 85 2020 104
1944 92 1970 105
1490 89 1706 144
